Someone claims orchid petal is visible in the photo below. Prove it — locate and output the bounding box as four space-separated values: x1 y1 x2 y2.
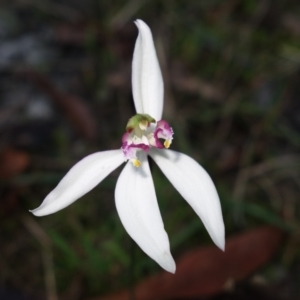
150 149 225 250
132 19 164 120
115 152 175 273
30 150 124 216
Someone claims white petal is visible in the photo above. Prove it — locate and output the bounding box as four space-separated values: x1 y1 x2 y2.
132 19 164 120
115 152 175 273
150 149 225 250
30 150 124 216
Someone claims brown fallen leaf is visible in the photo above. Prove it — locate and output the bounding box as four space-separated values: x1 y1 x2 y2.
91 226 283 300
24 70 97 140
0 148 30 179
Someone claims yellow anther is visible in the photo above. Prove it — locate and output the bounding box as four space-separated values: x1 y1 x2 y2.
164 140 172 149
132 158 141 167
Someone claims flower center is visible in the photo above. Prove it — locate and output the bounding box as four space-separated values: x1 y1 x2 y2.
122 114 174 167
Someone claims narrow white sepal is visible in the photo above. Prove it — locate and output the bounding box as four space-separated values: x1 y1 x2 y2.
132 19 164 120
115 152 175 273
150 149 225 251
30 150 124 216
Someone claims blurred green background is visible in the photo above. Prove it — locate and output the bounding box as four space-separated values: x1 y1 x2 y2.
1 0 300 299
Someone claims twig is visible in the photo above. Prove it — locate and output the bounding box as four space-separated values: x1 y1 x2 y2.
253 177 282 211
233 155 300 201
21 215 58 300
16 0 83 22
110 0 148 29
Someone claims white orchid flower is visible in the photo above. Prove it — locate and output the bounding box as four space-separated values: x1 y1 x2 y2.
30 19 225 273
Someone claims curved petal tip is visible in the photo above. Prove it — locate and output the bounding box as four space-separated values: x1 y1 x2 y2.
30 150 124 217
115 155 175 273
131 19 164 120
216 235 225 252
150 149 225 251
162 252 176 273
30 207 47 217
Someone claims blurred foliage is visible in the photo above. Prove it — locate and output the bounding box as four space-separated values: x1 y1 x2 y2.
1 0 300 299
